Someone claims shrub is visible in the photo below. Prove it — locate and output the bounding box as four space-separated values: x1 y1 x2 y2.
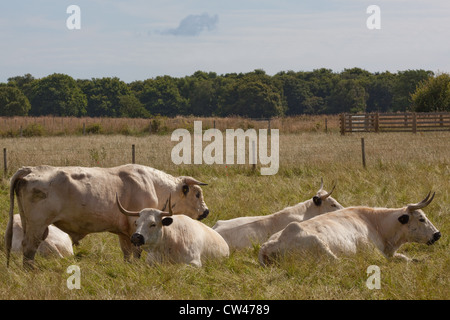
85 123 103 134
23 123 45 137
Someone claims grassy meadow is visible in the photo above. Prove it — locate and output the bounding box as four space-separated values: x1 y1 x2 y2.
0 122 449 300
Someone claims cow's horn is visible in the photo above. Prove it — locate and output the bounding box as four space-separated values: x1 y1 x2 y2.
317 178 324 193
183 177 208 186
407 191 435 211
320 181 336 200
161 194 174 218
116 193 140 217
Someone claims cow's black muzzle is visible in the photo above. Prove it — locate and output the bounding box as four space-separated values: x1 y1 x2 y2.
427 231 441 245
198 209 209 221
131 233 145 247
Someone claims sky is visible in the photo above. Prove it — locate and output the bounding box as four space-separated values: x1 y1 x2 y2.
1 0 450 83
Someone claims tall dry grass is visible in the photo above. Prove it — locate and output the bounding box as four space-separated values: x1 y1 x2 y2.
0 131 449 300
0 115 338 137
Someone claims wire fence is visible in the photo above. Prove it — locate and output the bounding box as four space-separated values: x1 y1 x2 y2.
2 131 449 180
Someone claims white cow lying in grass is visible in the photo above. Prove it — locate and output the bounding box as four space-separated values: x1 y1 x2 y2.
213 180 344 249
259 192 441 265
10 214 73 258
116 194 229 267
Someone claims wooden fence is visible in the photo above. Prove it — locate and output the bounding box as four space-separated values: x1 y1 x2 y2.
340 112 450 135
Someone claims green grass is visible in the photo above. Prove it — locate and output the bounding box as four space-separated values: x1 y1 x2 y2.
0 131 449 299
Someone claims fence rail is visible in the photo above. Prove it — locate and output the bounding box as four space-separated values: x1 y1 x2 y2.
340 112 450 135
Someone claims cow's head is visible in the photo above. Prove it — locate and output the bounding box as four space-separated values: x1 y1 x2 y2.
310 179 344 213
172 177 209 220
116 193 174 248
398 192 441 245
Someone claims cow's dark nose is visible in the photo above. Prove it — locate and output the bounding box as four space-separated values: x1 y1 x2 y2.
433 232 441 242
428 232 441 245
131 233 145 246
198 209 209 220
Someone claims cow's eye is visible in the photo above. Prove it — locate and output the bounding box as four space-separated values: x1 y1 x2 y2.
419 218 426 223
331 204 337 208
196 192 200 199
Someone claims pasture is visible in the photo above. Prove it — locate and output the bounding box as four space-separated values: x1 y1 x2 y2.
0 130 449 300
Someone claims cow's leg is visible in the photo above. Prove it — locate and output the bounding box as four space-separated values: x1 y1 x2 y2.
300 235 338 260
187 254 202 267
118 234 134 261
132 246 142 259
258 240 279 266
22 226 49 269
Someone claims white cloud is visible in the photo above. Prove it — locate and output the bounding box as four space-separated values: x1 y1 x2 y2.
159 13 219 37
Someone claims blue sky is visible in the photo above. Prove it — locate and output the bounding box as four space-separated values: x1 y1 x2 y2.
1 0 449 82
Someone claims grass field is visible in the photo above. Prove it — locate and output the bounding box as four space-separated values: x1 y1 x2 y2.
0 129 449 300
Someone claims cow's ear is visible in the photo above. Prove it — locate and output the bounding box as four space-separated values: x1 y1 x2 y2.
313 196 322 206
182 185 189 196
398 214 410 225
162 217 173 226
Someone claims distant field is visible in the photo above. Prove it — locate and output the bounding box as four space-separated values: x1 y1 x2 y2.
0 115 339 137
0 130 449 300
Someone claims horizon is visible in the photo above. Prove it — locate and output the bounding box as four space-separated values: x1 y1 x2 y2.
2 67 439 84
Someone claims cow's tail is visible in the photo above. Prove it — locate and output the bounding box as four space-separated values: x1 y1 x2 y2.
5 167 32 267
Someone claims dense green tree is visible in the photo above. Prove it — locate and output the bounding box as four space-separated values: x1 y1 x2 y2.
328 78 368 113
118 94 150 118
217 70 285 118
411 73 450 112
366 72 395 112
0 86 31 116
140 76 188 116
1 68 446 118
391 70 434 111
275 71 314 115
187 79 217 116
29 73 87 116
79 77 132 117
7 73 35 100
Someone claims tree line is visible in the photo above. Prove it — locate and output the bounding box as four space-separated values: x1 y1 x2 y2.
1 68 449 118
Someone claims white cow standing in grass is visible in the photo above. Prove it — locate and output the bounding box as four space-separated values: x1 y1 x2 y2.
212 180 344 249
11 214 73 258
116 194 229 267
6 164 210 268
259 192 441 265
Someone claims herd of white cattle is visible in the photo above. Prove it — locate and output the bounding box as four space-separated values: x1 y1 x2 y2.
4 164 441 269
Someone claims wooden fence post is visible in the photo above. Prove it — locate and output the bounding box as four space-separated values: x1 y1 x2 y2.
340 114 345 135
132 144 136 164
3 148 7 177
252 140 256 172
375 113 379 133
412 113 417 134
361 138 366 169
348 114 352 133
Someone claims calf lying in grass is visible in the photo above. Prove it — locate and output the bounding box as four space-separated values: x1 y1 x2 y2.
9 214 73 258
116 194 229 267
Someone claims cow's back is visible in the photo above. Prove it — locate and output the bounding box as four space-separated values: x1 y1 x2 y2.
17 165 164 236
274 210 372 256
213 207 307 249
163 216 229 263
